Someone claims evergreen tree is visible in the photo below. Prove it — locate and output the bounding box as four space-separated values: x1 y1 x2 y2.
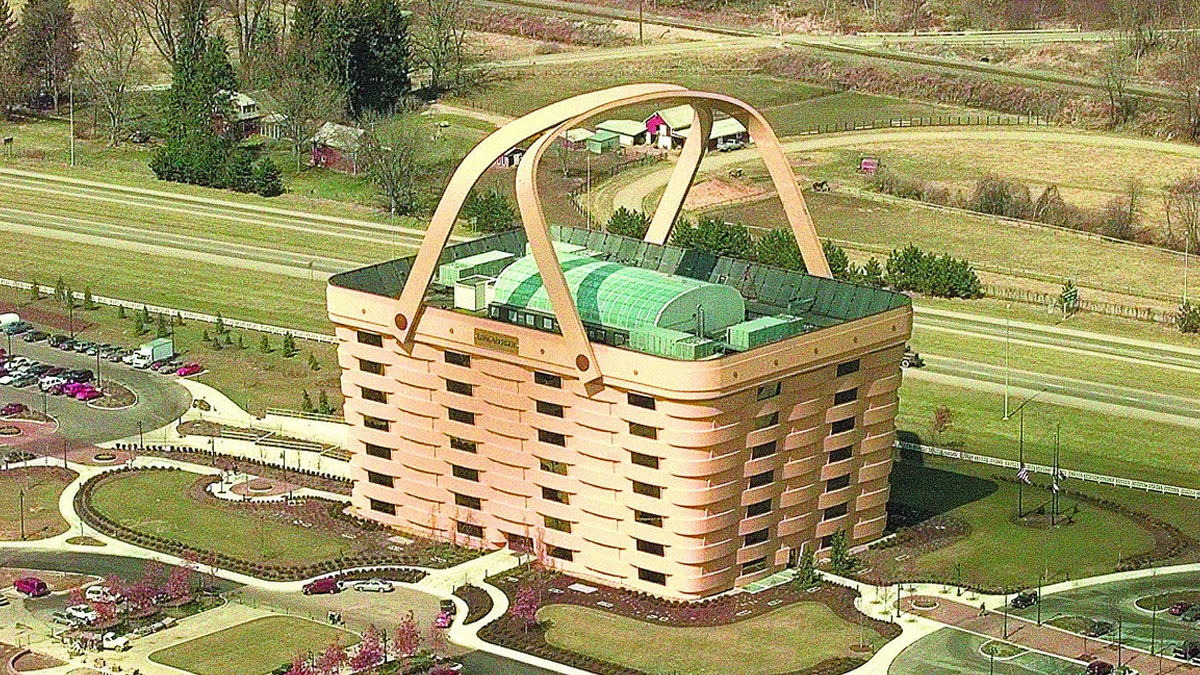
307 353 319 370
671 217 752 258
0 0 15 48
462 189 514 232
282 332 296 356
16 0 78 111
822 240 852 281
215 312 226 334
317 389 331 414
301 388 314 412
156 313 168 337
287 0 327 73
237 334 244 349
752 229 804 271
260 333 270 352
83 286 94 309
29 278 39 302
141 305 151 325
605 207 649 239
54 276 65 303
118 304 126 319
319 0 411 116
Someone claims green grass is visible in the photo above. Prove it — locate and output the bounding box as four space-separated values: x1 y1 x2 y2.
88 470 352 565
762 91 977 134
149 616 359 675
537 603 887 675
887 460 1157 589
0 468 74 540
1133 591 1200 612
897 377 1200 488
979 640 1026 659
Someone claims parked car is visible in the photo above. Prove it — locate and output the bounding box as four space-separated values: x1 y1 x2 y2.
1086 660 1114 675
1170 602 1193 616
1174 640 1200 660
76 387 103 402
102 632 130 651
47 334 67 348
440 599 457 617
149 358 173 371
85 586 123 604
901 347 925 369
1010 591 1038 609
1 402 27 416
58 339 76 351
14 577 49 597
1084 620 1115 637
65 369 94 383
160 362 182 375
39 376 66 392
176 363 203 377
715 137 745 152
11 375 38 388
66 604 100 624
1181 605 1200 622
2 321 32 335
433 610 453 628
106 349 130 363
302 578 342 595
352 579 394 593
22 330 47 343
0 594 9 607
50 611 80 627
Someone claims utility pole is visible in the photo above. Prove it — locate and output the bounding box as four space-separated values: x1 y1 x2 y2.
1003 593 1009 638
1004 303 1011 419
69 81 75 167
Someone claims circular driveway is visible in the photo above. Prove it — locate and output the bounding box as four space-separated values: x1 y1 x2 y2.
1 339 191 446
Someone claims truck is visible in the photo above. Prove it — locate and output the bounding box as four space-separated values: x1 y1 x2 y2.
124 337 173 369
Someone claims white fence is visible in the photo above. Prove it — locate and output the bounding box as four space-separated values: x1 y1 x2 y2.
896 440 1200 499
0 277 336 344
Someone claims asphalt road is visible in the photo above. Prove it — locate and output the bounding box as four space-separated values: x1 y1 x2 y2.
1 337 192 445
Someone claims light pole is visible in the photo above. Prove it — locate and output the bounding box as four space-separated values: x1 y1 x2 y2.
1004 303 1011 419
1007 386 1047 518
137 420 143 451
18 488 25 540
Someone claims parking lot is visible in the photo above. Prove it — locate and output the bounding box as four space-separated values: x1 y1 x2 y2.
1 330 192 446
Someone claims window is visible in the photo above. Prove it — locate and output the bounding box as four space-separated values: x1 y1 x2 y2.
506 533 534 553
629 422 659 440
455 493 482 510
636 539 665 556
359 359 384 375
357 331 383 347
634 510 663 527
368 499 395 516
748 470 774 489
447 380 473 396
742 557 768 575
628 392 656 410
539 458 568 475
828 446 854 464
823 503 849 521
367 471 393 488
548 546 573 561
544 515 572 533
821 534 836 549
449 437 477 453
364 443 392 460
361 387 387 404
750 441 777 459
445 351 471 367
457 521 483 538
744 528 769 547
363 415 390 432
834 388 859 406
826 474 852 492
837 359 860 376
756 382 781 400
632 481 662 498
534 371 562 388
452 465 480 482
448 408 475 425
830 417 856 435
753 412 779 431
637 568 667 585
630 452 660 469
746 499 772 518
536 400 564 417
542 487 569 504
538 429 566 446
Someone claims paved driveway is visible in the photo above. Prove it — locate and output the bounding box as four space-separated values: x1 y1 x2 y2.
1 338 192 445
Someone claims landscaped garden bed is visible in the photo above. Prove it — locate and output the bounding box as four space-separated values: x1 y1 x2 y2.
76 467 480 581
453 584 493 625
111 442 351 495
91 382 136 409
478 564 898 675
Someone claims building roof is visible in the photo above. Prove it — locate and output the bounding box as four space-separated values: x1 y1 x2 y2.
596 119 646 137
310 122 365 152
587 130 620 143
491 252 745 335
677 117 748 140
565 128 593 142
650 104 695 131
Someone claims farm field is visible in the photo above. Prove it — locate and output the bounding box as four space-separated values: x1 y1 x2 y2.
0 467 75 541
537 602 888 675
149 616 359 675
87 470 352 565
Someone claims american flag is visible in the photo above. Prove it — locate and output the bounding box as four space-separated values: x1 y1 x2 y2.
1016 465 1031 485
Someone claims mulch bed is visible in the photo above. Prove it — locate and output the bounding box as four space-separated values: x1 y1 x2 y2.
478 564 897 675
116 443 352 495
0 301 92 333
11 649 65 672
76 467 481 581
91 382 136 409
453 583 493 624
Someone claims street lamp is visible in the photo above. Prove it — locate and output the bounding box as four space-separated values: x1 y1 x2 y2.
1004 303 1011 419
1006 386 1048 518
18 488 25 540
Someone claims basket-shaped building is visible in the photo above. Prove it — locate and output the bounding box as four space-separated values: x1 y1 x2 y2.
328 84 913 598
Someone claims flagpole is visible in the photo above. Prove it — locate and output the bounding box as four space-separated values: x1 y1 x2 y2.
1052 424 1060 527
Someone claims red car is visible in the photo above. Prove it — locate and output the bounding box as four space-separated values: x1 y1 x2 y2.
1 402 27 416
1087 660 1114 675
434 610 453 628
176 363 203 377
76 387 102 401
1170 602 1193 616
14 577 49 597
302 578 342 595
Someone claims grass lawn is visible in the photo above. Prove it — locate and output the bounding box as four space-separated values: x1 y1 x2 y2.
88 470 351 565
537 603 887 675
762 91 980 135
897 377 1200 488
885 460 1158 589
0 288 341 415
0 468 75 540
149 615 359 675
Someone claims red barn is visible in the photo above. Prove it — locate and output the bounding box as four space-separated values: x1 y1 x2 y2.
310 123 365 175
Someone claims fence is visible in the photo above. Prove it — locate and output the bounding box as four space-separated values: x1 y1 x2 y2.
266 408 346 424
0 277 336 344
798 113 1048 137
896 440 1200 499
982 284 1177 326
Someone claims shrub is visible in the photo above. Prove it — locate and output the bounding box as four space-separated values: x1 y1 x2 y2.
968 174 1033 220
463 189 516 233
671 216 752 258
1179 301 1200 334
605 207 649 239
885 244 982 298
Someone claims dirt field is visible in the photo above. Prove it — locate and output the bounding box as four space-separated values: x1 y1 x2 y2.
683 179 766 209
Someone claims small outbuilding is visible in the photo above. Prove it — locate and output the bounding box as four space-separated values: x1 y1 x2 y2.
644 104 695 149
595 119 648 146
562 128 593 150
310 122 365 175
677 117 750 150
496 147 526 168
585 130 620 154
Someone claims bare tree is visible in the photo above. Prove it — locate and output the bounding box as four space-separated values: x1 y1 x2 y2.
1165 172 1200 253
411 0 485 96
214 0 268 81
121 0 181 65
1170 30 1200 142
79 0 144 146
1100 39 1136 128
273 74 344 169
359 110 424 216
